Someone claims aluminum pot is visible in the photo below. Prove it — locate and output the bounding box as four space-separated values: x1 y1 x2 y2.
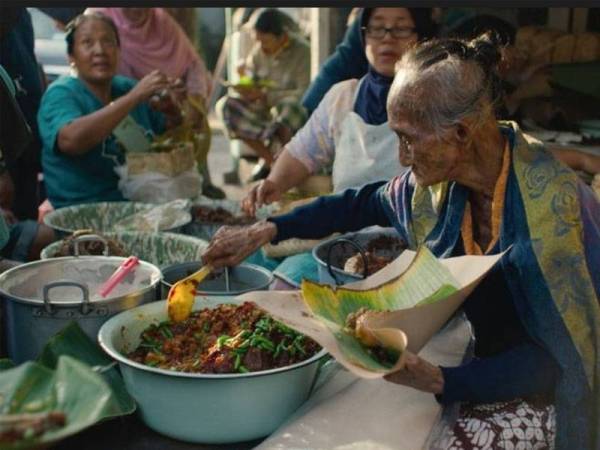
0 256 162 363
98 296 329 444
161 262 273 297
312 226 406 285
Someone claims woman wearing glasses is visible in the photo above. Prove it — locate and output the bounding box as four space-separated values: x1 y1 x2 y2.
241 8 436 288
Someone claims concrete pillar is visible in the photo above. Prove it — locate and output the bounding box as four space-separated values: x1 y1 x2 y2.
310 8 331 80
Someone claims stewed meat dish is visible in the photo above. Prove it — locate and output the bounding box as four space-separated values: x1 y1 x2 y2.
128 302 321 373
193 206 255 225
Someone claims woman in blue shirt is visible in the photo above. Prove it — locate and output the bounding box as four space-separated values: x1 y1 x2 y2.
37 12 182 208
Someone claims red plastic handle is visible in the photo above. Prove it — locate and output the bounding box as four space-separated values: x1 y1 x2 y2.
99 256 140 298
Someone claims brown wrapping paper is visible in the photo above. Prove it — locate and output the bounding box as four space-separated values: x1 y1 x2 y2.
239 249 506 379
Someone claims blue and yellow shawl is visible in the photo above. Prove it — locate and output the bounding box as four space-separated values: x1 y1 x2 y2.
382 121 600 450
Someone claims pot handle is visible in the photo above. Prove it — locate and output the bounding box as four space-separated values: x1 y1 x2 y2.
325 238 369 285
91 361 118 374
42 280 91 315
73 234 110 256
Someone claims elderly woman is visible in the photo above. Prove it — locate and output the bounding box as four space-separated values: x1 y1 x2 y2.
37 13 181 208
216 8 311 182
242 7 435 289
203 34 600 449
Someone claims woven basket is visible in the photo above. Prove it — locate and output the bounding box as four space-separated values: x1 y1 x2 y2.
126 143 195 177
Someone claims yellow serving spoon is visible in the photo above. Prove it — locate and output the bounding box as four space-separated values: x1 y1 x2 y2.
167 264 213 322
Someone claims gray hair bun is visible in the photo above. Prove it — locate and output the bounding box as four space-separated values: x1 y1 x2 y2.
468 31 503 73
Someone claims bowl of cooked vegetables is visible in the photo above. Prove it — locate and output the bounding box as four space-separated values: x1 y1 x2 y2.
97 296 327 444
187 198 277 241
313 226 407 285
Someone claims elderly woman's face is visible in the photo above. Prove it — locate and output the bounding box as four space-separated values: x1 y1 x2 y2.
69 18 119 85
388 110 463 187
365 8 417 77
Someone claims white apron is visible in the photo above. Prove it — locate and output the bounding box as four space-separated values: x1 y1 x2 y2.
272 81 406 288
332 81 406 193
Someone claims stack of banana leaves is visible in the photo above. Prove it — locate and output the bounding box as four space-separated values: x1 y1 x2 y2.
0 323 134 449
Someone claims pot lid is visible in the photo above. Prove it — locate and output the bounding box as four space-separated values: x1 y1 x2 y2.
0 256 161 305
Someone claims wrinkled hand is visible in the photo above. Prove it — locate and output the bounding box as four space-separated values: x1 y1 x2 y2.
131 70 170 103
241 179 282 217
201 220 277 269
383 351 444 395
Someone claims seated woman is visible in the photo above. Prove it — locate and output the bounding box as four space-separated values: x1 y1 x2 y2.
242 7 436 289
37 12 182 209
202 34 600 449
84 7 224 199
216 8 311 182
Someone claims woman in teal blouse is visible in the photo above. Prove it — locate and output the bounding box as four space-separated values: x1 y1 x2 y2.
37 12 182 208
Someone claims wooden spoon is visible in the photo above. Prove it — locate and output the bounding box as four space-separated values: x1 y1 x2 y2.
167 264 213 322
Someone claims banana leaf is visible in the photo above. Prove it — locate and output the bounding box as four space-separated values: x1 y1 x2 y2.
37 321 135 415
221 75 277 90
242 247 505 378
0 322 135 449
0 356 128 450
300 246 459 371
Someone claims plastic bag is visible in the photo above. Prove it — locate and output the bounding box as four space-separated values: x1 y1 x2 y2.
115 163 202 204
112 198 192 232
127 142 196 176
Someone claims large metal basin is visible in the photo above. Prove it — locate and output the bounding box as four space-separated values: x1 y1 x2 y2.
40 231 208 269
98 296 328 443
44 201 191 236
